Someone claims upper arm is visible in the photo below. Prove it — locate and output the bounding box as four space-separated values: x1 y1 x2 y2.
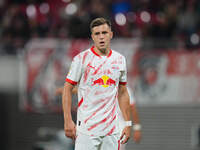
118 84 129 100
118 84 127 95
118 84 130 117
63 82 74 93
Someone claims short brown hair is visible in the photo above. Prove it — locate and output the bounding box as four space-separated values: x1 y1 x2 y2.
90 17 111 32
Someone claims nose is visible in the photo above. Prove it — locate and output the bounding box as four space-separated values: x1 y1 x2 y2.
99 33 104 39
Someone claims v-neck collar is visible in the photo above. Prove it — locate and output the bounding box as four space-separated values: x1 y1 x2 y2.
90 46 112 58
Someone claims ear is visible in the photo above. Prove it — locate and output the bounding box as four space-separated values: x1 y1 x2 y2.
91 33 94 41
110 31 113 39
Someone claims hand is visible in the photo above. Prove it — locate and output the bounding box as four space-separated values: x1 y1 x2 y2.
64 120 76 140
120 126 131 144
133 130 141 143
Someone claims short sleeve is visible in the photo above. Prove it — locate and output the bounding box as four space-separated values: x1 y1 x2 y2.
65 55 82 85
119 56 127 85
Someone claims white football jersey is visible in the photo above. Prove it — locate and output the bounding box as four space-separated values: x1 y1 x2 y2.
66 46 127 136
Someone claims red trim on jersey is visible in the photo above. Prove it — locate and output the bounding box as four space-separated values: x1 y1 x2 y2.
103 98 116 115
119 82 127 85
91 46 101 57
78 97 83 107
82 51 89 64
65 78 77 85
88 117 108 131
90 46 112 58
84 55 96 83
106 125 116 136
92 60 107 75
84 101 107 123
103 114 116 131
88 101 116 131
107 49 112 58
118 140 121 150
102 103 117 130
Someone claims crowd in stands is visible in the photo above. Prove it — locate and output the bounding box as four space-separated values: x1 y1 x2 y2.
0 0 200 54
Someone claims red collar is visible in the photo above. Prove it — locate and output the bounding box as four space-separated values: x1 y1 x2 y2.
90 46 112 58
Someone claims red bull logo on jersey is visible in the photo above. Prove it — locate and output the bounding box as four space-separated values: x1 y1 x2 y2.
92 75 116 87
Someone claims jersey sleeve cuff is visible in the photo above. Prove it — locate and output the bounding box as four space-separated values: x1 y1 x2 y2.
65 78 77 85
119 81 127 85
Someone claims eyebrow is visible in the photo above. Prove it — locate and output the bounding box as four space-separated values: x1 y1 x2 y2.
94 31 108 35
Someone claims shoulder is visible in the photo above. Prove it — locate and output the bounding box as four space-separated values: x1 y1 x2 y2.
73 48 91 61
111 50 126 64
111 50 126 59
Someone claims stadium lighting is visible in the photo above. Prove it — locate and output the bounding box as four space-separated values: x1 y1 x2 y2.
65 3 77 15
190 33 199 45
115 13 126 26
26 4 37 19
140 11 151 23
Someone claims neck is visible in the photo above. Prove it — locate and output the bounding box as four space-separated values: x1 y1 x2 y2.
94 46 110 56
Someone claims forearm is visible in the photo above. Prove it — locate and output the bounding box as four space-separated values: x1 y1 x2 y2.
118 85 131 143
57 86 77 95
131 104 142 131
118 86 131 121
131 104 140 124
62 82 73 121
119 98 130 121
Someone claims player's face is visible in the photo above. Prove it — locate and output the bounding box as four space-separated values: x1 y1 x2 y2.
91 23 113 54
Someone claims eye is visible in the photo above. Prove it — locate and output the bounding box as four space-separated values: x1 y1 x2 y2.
102 31 108 34
95 32 100 35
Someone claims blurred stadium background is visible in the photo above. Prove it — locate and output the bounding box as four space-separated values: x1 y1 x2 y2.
1 0 200 150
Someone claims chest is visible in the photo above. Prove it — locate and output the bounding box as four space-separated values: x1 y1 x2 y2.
85 57 122 77
81 56 124 88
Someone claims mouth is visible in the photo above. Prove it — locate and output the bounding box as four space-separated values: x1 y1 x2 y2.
99 41 105 46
